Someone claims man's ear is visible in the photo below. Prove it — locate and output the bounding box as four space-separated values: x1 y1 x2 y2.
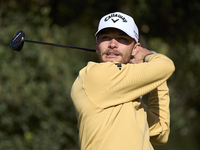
132 43 141 55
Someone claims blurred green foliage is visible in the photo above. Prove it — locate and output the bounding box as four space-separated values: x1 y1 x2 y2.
0 0 200 150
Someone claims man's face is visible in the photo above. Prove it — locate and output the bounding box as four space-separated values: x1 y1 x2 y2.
96 28 135 64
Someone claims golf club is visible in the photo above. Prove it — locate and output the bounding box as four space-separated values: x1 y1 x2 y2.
9 31 96 52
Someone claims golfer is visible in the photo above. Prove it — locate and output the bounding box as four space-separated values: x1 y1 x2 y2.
71 12 175 150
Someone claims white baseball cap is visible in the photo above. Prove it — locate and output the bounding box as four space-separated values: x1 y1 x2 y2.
95 12 139 42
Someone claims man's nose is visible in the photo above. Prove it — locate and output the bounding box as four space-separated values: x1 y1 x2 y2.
109 39 118 49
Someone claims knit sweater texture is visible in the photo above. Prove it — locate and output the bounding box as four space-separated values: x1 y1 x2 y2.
71 53 175 150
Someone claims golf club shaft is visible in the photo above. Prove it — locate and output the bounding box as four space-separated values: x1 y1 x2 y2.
24 40 96 52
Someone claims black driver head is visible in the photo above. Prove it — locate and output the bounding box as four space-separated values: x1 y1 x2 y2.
9 31 25 51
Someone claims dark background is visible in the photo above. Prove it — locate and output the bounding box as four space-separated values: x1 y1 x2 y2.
0 0 200 149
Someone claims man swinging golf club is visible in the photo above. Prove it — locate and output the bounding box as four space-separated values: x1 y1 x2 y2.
71 12 175 150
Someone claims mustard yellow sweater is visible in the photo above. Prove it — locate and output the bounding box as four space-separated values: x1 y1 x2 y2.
71 53 175 150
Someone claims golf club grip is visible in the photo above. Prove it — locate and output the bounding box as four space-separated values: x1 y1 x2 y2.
24 40 96 52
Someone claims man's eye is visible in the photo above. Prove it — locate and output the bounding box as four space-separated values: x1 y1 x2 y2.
119 37 127 40
118 37 128 42
102 36 109 40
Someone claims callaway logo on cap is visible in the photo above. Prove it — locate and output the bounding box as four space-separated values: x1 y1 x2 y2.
95 12 139 42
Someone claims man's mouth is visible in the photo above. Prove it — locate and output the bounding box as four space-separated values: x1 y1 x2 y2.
106 52 120 56
104 50 121 57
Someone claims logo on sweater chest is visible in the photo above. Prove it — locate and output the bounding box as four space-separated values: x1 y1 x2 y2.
115 63 122 70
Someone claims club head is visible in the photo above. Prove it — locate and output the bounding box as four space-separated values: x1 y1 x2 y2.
9 31 25 51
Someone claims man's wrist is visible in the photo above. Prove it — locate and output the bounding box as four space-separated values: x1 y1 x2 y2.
143 51 156 62
143 53 154 62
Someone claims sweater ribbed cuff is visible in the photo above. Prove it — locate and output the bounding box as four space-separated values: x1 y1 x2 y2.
143 53 154 62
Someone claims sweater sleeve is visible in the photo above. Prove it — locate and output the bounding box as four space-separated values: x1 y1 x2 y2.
82 53 175 108
143 81 170 145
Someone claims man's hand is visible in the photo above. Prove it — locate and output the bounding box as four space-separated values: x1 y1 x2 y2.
130 46 153 64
